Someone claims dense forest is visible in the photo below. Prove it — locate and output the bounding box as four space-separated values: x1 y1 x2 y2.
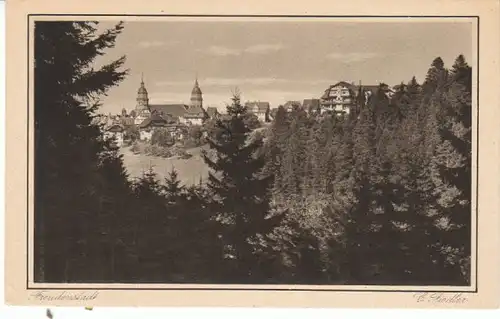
34 22 472 285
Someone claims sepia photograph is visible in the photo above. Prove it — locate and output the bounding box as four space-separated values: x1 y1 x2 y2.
32 17 475 286
4 0 500 309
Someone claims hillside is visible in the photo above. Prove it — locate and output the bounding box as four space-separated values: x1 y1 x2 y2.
119 125 270 186
119 145 210 186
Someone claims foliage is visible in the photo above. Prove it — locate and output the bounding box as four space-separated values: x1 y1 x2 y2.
34 21 130 282
242 112 262 130
123 125 140 142
202 92 286 283
260 55 472 285
184 124 205 148
151 128 175 147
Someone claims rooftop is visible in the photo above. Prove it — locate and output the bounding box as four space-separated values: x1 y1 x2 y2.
245 101 270 113
149 104 189 118
184 105 206 118
138 113 168 128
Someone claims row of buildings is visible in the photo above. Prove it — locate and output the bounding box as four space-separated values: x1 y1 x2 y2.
277 81 395 116
254 81 395 121
100 76 276 146
100 77 396 146
100 76 215 145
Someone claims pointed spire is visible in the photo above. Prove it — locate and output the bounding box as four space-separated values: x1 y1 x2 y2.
141 72 144 85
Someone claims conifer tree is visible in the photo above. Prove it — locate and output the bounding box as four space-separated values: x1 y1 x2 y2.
303 120 323 195
279 108 310 200
423 57 448 95
318 115 343 194
450 54 472 94
331 121 372 282
34 21 128 282
164 167 184 203
264 106 289 171
264 105 291 202
428 55 472 284
130 169 171 281
202 92 284 282
353 85 367 118
407 76 422 102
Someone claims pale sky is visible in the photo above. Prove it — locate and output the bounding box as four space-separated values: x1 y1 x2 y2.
94 19 472 114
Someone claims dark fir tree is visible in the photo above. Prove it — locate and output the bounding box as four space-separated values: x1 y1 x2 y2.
428 55 472 285
163 167 184 203
202 92 285 283
407 76 422 102
423 57 448 96
263 105 289 176
34 21 128 282
278 108 310 200
450 54 472 94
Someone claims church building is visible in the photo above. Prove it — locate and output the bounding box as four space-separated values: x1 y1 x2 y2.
132 75 207 132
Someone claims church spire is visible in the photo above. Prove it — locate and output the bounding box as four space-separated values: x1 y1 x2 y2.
136 72 149 110
190 74 203 108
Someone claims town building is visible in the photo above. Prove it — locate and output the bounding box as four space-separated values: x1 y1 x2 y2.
283 100 303 113
302 98 321 114
131 75 207 139
149 104 190 124
320 81 358 115
358 84 395 103
104 123 125 147
319 81 395 115
184 105 206 126
137 110 189 142
205 107 220 120
137 113 168 141
164 124 188 141
119 109 135 127
245 101 270 122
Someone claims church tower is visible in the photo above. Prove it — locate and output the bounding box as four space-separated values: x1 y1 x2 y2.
134 74 151 126
190 76 203 108
136 73 149 110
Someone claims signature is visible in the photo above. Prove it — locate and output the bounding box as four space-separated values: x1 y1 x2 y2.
30 290 99 302
413 292 468 304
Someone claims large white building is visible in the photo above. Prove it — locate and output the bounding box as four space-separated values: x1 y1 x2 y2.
320 81 358 115
245 101 270 122
320 81 395 115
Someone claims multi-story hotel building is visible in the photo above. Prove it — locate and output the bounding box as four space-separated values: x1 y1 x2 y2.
320 81 395 115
